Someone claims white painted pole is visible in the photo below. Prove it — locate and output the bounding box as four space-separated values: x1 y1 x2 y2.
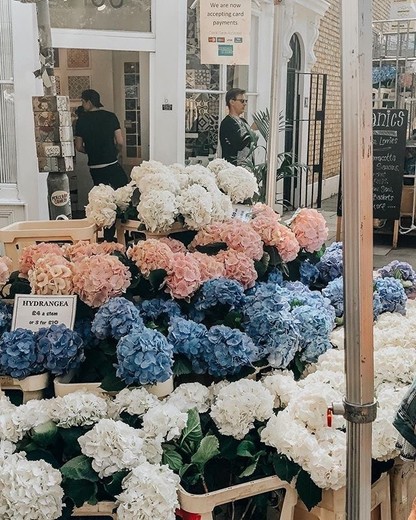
341 1 376 518
266 0 284 208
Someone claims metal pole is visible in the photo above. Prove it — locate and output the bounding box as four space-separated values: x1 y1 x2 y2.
341 1 376 519
266 0 284 208
35 0 72 219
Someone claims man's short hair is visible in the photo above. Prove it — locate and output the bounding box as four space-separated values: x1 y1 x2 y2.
81 89 103 108
226 88 246 108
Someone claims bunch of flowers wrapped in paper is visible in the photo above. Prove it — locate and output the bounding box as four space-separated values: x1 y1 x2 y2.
85 159 259 232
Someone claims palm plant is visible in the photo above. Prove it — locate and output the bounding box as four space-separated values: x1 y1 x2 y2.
242 108 308 205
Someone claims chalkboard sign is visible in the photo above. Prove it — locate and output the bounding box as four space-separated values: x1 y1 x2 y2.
373 108 408 220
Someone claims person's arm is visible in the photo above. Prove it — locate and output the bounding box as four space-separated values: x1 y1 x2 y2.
74 136 86 154
114 128 124 154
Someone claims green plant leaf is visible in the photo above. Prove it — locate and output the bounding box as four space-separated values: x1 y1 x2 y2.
162 448 183 472
195 242 228 255
59 427 86 459
179 463 195 478
60 455 99 482
272 453 301 483
31 420 58 448
103 470 128 497
62 478 98 508
239 461 258 478
173 355 193 376
191 435 220 469
100 371 126 392
296 469 322 511
254 252 270 280
148 269 167 290
236 440 257 458
25 448 60 468
180 409 203 448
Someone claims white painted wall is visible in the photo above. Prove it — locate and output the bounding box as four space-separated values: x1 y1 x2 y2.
11 1 48 220
149 0 187 164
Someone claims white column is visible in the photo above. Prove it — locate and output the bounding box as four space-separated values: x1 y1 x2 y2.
11 1 48 220
149 0 187 165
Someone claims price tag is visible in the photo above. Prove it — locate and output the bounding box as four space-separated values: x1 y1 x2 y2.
231 204 252 222
11 294 77 332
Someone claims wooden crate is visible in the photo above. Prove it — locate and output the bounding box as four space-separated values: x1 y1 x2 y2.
294 472 391 520
72 501 117 518
177 475 297 520
0 372 48 403
0 219 97 270
390 458 416 520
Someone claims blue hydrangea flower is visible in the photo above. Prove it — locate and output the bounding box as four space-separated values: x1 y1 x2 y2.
116 328 173 385
377 261 416 293
244 282 291 318
36 324 85 376
291 304 334 363
0 328 41 378
189 278 245 322
316 242 343 283
374 277 407 315
259 310 301 369
136 298 182 324
299 260 320 287
322 277 344 317
167 317 208 374
204 325 259 377
267 268 284 285
373 292 383 320
74 317 100 349
92 297 144 340
282 281 334 315
0 302 12 336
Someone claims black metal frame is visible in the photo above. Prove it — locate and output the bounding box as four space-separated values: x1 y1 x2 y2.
285 71 327 209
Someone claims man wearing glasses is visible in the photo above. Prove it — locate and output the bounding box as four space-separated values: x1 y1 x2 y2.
219 88 253 166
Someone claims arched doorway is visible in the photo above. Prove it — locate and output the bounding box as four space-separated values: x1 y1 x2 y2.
284 34 302 207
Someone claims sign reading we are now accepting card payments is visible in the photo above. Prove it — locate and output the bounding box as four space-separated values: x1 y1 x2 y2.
11 294 77 332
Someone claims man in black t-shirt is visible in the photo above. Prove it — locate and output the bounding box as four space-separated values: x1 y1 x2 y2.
75 89 128 189
219 88 253 166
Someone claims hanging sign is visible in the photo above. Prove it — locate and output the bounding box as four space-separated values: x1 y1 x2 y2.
199 0 251 65
11 294 77 332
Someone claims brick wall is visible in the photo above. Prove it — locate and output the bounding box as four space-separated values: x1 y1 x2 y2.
311 0 392 181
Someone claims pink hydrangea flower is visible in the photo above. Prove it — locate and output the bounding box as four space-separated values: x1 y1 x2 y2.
28 254 74 295
0 256 12 285
252 203 280 220
19 243 63 275
165 252 202 300
127 239 174 277
63 241 100 261
216 250 257 290
250 215 279 245
97 242 126 256
289 208 328 253
188 223 226 250
190 251 225 282
72 254 131 308
274 224 300 263
158 237 187 254
221 220 263 260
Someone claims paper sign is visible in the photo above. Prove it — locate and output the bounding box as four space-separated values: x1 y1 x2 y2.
200 0 251 65
11 294 77 332
232 204 252 222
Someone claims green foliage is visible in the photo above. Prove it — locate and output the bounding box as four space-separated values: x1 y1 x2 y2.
242 108 308 204
296 469 322 511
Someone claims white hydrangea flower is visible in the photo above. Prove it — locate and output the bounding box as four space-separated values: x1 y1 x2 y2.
0 440 15 460
49 391 108 428
207 158 234 175
138 432 164 465
137 171 180 195
210 379 274 440
329 327 345 349
208 380 231 399
210 190 233 222
88 183 116 204
107 387 159 420
187 171 218 192
166 383 212 413
78 419 146 478
114 182 136 211
137 190 178 232
141 402 188 441
298 370 346 397
308 348 345 374
374 311 416 350
185 164 215 178
85 200 117 228
169 163 187 175
176 185 213 230
131 160 172 183
174 173 190 190
11 399 52 440
117 461 180 520
374 346 416 386
0 413 19 443
216 166 259 203
0 452 63 519
261 370 299 408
